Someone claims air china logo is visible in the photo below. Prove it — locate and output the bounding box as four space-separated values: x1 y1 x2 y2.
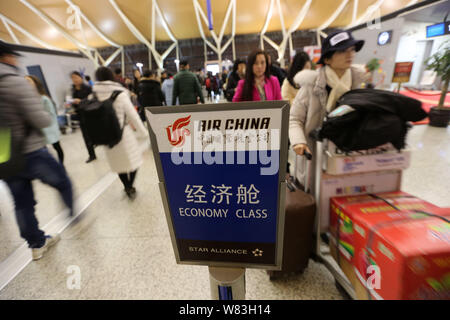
166 115 191 147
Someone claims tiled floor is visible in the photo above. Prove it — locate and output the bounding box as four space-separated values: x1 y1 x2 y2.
0 123 448 300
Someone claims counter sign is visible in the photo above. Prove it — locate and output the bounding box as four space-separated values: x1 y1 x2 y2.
146 101 289 269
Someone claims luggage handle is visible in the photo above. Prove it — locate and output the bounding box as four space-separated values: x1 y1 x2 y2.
292 151 313 194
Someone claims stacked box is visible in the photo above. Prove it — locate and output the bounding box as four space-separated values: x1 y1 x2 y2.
328 191 442 297
353 209 450 300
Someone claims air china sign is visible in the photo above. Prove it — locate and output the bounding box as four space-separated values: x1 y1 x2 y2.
146 102 289 269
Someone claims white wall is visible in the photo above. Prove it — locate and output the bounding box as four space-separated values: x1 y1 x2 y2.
352 17 405 89
15 49 96 114
395 20 449 87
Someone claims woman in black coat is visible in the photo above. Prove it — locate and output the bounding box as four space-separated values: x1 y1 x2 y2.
137 70 165 121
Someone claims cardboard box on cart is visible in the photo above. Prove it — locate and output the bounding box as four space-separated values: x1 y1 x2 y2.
352 208 450 300
319 170 402 232
325 142 412 175
328 191 440 292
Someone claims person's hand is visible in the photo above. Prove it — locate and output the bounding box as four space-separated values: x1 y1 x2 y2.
72 98 81 105
293 143 311 156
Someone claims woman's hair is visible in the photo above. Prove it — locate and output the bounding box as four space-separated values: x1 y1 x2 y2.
26 75 48 97
95 67 115 82
232 58 246 73
143 69 156 78
287 51 311 88
71 71 83 79
241 49 270 101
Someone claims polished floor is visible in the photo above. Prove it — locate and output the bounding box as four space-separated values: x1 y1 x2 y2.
0 122 449 300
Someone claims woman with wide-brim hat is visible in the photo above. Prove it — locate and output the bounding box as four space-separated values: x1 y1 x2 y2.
289 29 367 193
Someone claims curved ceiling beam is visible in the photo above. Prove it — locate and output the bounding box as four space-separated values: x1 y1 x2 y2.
1 17 20 45
19 0 93 52
317 0 350 32
65 0 121 48
260 0 312 66
108 0 161 66
347 0 385 28
153 0 177 43
193 0 237 62
0 12 64 51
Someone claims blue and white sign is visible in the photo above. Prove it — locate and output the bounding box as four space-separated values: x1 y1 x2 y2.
146 102 288 269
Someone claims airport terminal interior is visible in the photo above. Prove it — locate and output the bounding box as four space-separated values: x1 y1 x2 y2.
0 0 449 300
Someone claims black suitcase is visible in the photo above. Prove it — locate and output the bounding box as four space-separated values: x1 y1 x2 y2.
268 153 316 279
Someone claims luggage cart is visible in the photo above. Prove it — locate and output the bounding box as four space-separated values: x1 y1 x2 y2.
311 138 356 299
296 133 406 300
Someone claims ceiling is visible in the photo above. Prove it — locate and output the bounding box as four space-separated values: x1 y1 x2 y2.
0 0 427 51
403 0 450 23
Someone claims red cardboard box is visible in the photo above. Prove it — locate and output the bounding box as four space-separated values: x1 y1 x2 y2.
353 210 450 300
329 191 438 265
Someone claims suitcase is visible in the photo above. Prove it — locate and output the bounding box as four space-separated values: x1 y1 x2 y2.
268 153 316 279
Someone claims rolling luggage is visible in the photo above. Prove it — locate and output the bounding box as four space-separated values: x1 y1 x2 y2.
268 154 316 279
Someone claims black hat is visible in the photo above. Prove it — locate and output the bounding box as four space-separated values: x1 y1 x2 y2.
318 30 364 65
0 40 22 57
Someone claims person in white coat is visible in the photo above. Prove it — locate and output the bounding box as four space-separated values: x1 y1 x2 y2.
289 30 367 193
93 67 147 199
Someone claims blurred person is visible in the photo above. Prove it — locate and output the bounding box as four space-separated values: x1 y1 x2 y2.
205 72 213 102
268 54 287 88
162 73 178 106
133 69 141 95
93 67 147 199
225 58 246 102
282 51 311 105
70 71 97 163
26 75 64 164
0 41 73 260
137 69 165 121
289 30 366 191
114 68 126 87
172 60 205 105
85 75 94 87
232 49 282 102
160 70 168 84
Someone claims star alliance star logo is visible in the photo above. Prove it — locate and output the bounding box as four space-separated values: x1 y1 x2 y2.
252 249 263 257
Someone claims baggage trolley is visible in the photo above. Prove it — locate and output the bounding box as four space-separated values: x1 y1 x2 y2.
294 133 405 299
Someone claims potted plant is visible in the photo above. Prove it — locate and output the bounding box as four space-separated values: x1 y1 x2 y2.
366 58 381 84
425 42 450 127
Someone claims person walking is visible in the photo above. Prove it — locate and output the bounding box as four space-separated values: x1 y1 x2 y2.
161 73 177 106
172 60 205 105
0 41 73 260
70 71 97 163
281 51 311 174
224 58 246 102
281 51 311 105
26 75 65 164
92 67 147 199
289 30 366 192
137 69 165 121
232 49 282 102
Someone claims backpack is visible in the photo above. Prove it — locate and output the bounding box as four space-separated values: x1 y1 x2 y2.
0 73 26 179
205 78 211 89
78 90 126 148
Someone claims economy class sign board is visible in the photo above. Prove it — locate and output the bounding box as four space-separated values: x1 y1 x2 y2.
146 101 289 270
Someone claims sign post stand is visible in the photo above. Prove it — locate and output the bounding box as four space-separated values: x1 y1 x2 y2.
392 62 414 92
146 101 289 300
209 267 246 300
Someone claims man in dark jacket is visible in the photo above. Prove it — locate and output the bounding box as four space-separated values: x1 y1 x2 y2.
70 71 97 163
137 69 165 121
172 60 205 105
0 41 73 260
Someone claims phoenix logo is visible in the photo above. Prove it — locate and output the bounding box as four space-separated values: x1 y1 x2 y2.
166 115 191 147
